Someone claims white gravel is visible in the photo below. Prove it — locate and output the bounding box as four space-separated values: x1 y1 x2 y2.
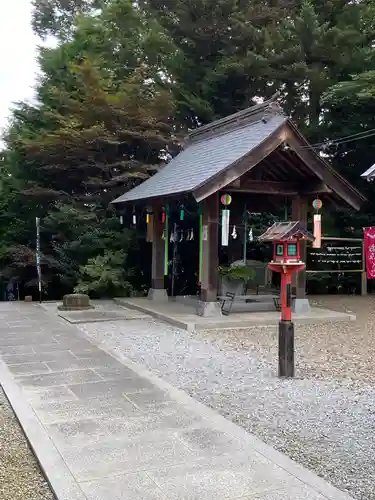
70 298 375 500
0 389 54 500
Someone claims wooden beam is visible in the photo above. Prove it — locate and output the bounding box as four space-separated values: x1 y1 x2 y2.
226 180 332 196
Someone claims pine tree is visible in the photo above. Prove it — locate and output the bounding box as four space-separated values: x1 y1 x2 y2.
2 1 178 296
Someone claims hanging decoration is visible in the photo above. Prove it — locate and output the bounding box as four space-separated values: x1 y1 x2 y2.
198 203 203 283
119 215 124 225
180 205 185 221
164 202 169 275
221 209 230 246
243 205 248 263
132 207 137 226
312 198 323 249
161 229 165 240
146 207 152 225
220 193 232 247
220 193 232 206
146 215 153 242
161 207 166 224
231 225 237 239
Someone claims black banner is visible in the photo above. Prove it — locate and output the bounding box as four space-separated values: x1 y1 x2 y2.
307 244 363 272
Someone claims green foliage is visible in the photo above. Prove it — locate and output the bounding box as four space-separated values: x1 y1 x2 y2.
218 265 256 285
1 0 375 299
0 0 177 298
74 250 133 297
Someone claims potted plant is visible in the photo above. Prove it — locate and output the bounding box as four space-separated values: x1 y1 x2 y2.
218 263 256 295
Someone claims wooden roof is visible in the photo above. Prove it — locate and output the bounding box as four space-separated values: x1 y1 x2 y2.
258 222 314 242
112 98 366 211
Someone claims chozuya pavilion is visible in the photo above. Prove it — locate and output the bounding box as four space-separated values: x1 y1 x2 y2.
112 97 365 317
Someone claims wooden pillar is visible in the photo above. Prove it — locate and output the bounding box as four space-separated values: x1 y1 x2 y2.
361 242 367 296
197 193 221 316
147 201 168 301
291 196 310 312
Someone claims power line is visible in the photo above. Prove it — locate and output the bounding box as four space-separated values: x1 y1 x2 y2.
295 128 375 152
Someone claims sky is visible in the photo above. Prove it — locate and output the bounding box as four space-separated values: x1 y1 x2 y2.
0 0 40 138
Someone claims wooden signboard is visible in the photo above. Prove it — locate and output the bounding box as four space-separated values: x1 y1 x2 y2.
307 243 363 272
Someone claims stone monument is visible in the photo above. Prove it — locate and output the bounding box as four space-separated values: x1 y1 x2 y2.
57 293 95 311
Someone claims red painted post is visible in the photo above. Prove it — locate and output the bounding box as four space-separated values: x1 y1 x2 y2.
258 222 314 378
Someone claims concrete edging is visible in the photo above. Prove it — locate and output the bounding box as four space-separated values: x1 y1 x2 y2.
114 297 194 331
114 297 356 331
0 360 88 500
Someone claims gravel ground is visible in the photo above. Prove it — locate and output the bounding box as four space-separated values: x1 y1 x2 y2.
70 296 375 500
0 389 54 500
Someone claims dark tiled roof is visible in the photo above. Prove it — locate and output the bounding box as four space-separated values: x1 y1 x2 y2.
112 100 287 204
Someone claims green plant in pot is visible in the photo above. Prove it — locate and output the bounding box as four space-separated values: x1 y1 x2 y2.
218 264 256 294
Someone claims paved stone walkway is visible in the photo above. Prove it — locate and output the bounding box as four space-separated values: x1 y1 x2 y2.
0 303 353 500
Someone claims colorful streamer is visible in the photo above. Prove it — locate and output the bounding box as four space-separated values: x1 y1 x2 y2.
312 198 323 249
146 215 153 242
198 203 203 282
164 202 169 275
221 209 230 246
312 214 321 248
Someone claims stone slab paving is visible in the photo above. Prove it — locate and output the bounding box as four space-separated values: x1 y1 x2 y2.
0 303 354 500
58 308 148 324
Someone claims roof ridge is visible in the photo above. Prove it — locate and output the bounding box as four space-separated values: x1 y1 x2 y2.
188 95 284 144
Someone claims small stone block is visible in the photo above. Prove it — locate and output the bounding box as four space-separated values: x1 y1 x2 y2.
147 288 168 302
24 295 33 302
196 301 222 317
58 293 95 311
293 298 311 314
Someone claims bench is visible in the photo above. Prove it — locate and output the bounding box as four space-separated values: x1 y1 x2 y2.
218 289 280 316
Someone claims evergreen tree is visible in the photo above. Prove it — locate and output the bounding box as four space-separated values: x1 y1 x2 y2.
1 1 177 297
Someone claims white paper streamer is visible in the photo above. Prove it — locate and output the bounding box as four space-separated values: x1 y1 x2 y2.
221 209 230 246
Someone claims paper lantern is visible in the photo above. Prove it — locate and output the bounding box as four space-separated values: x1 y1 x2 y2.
220 193 232 206
312 198 323 211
